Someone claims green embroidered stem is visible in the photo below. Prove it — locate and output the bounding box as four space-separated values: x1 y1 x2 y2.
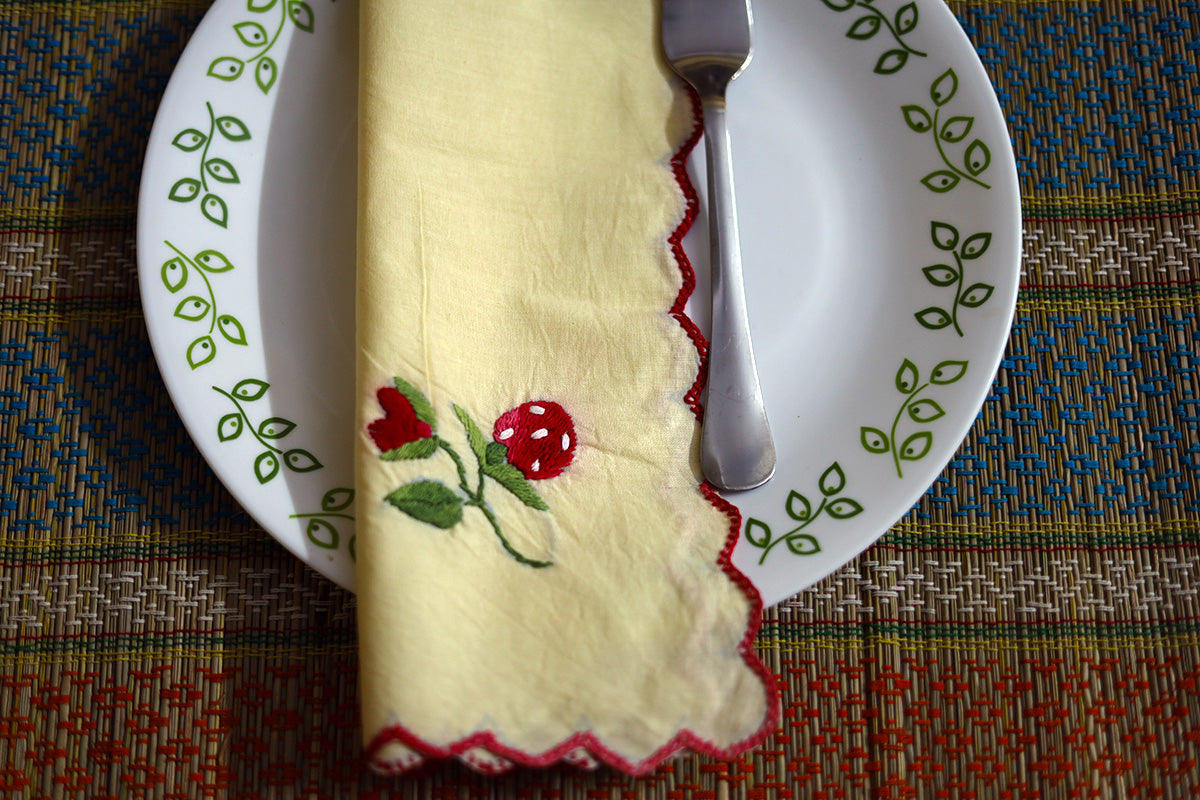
442 436 550 568
889 382 928 478
467 499 551 569
212 385 281 453
164 241 218 334
289 512 353 520
757 497 828 565
933 106 989 190
438 438 470 492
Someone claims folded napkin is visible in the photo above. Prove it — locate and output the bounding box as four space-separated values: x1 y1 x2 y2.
355 0 777 775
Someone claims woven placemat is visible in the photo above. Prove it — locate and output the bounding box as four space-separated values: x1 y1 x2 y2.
2 0 1199 797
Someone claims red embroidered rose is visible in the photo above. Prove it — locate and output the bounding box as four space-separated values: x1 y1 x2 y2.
369 387 433 452
492 401 576 480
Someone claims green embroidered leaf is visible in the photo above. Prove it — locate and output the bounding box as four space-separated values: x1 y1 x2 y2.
964 139 991 176
386 480 463 529
930 221 959 250
284 449 323 473
391 376 436 429
168 178 201 203
186 336 216 369
921 171 960 193
894 2 918 34
201 194 229 228
288 0 315 32
785 534 821 556
484 463 548 511
173 296 210 321
233 20 269 46
485 441 508 466
930 360 969 385
247 0 278 11
305 518 338 549
846 15 881 39
960 283 995 308
321 487 354 512
861 427 890 454
930 68 958 106
939 115 973 143
255 451 280 484
826 498 864 520
874 49 909 75
257 417 296 439
821 0 855 9
172 128 207 152
379 437 438 460
217 315 248 345
161 257 188 292
207 56 245 81
215 115 251 142
232 378 269 401
217 413 243 442
785 490 812 522
194 249 235 272
915 307 953 330
901 104 932 133
922 264 958 286
348 535 356 561
256 58 278 94
453 404 488 463
907 398 946 423
744 518 771 548
961 232 992 259
204 158 240 184
899 431 934 461
819 462 846 497
895 359 919 394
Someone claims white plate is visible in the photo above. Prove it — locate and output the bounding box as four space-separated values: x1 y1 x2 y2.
138 0 1019 607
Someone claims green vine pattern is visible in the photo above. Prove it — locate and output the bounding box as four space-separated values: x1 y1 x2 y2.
168 103 250 228
207 0 316 94
160 241 248 369
744 462 863 564
290 487 355 559
860 358 968 478
378 378 556 569
212 378 323 484
914 222 995 336
902 68 992 192
820 0 927 75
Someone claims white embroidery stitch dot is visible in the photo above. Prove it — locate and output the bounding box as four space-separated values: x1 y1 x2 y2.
531 428 548 439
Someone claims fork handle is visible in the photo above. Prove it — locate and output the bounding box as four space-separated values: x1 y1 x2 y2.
699 99 776 492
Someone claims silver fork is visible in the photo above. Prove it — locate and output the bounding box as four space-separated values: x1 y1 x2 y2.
662 0 775 491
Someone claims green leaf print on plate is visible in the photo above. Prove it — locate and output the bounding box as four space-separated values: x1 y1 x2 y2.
168 103 249 228
208 0 316 94
160 241 247 369
902 68 992 192
860 358 968 478
744 462 863 564
820 0 927 75
290 487 356 558
914 221 995 336
212 379 323 484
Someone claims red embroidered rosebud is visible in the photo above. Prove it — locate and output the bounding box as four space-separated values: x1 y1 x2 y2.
492 401 576 480
369 387 433 452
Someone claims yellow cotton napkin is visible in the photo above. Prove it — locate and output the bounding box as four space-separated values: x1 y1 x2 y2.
355 0 777 774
